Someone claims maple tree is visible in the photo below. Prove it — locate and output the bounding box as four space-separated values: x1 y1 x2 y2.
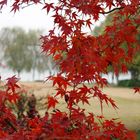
93 11 140 83
0 0 140 139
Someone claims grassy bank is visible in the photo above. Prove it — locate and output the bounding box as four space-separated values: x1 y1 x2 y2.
20 82 140 138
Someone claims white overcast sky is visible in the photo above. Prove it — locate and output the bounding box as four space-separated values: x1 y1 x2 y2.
0 4 54 32
0 4 105 34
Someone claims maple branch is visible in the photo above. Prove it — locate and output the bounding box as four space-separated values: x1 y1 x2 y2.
100 7 124 14
21 3 36 9
103 4 140 15
21 1 44 9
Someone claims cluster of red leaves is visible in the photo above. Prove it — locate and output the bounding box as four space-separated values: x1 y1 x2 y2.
0 0 140 139
0 76 136 139
40 1 140 87
0 76 20 137
0 76 137 139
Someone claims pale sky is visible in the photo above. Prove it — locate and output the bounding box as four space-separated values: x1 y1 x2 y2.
0 4 105 33
0 4 54 32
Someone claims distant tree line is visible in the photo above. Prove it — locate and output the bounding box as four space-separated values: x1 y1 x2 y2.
93 12 140 84
0 27 58 80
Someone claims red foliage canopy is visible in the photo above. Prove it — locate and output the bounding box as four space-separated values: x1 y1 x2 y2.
0 0 140 139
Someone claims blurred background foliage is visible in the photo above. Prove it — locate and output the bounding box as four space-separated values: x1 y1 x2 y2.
92 11 140 87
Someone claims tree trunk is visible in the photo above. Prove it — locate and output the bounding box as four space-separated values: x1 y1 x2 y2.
111 72 114 84
17 71 20 77
32 57 36 81
116 74 119 85
32 69 35 81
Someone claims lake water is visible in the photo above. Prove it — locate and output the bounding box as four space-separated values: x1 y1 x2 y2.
0 68 49 81
0 67 131 83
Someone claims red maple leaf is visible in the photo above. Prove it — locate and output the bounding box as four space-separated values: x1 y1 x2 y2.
134 87 140 94
43 3 54 14
86 19 92 29
50 74 70 89
47 96 58 109
6 75 20 93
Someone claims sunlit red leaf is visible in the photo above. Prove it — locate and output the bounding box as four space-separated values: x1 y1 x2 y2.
86 19 92 29
47 96 58 109
6 75 20 93
43 3 53 14
134 87 140 94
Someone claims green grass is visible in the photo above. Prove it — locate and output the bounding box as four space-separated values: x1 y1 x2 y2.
38 95 140 130
25 82 140 138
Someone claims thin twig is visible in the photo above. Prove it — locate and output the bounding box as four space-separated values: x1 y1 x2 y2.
100 7 124 14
